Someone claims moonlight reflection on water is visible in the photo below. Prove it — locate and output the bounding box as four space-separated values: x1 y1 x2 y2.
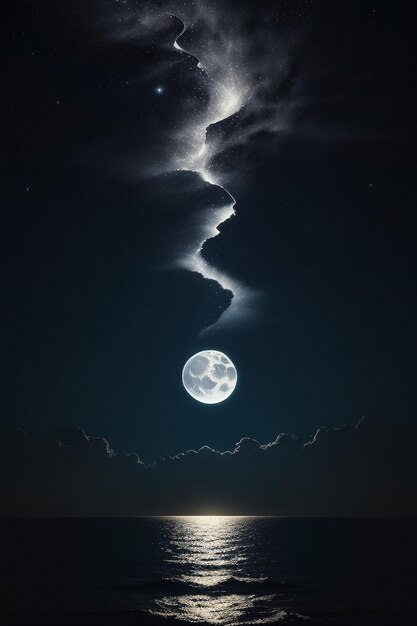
151 516 288 624
1 518 415 623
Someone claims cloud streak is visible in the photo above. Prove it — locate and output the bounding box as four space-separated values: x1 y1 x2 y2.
104 0 313 332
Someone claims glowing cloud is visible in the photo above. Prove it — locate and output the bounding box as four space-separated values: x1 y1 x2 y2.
106 0 311 332
168 14 256 333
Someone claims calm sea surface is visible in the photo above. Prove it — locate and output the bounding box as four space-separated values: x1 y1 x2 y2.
0 517 416 625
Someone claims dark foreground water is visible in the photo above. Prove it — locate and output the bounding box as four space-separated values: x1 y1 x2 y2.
0 518 416 625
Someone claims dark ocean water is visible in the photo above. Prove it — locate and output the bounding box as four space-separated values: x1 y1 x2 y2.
0 518 416 625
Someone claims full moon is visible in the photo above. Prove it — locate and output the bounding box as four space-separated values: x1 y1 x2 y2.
182 350 237 404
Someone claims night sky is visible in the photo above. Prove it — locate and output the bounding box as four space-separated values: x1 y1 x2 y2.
3 0 417 475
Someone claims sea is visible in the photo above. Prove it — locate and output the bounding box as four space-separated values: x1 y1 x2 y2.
0 517 416 625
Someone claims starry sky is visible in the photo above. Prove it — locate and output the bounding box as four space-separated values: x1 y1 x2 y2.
2 0 417 465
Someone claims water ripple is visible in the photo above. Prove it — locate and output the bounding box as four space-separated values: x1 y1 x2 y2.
147 517 296 624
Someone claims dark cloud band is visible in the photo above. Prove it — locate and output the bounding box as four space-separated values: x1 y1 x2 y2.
1 416 415 516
